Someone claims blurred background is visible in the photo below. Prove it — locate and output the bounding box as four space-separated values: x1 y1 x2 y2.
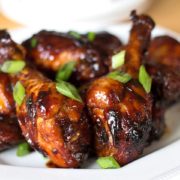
0 0 180 33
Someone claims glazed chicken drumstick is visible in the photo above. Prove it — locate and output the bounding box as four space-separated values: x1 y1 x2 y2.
0 73 23 151
0 30 91 168
85 11 154 165
13 67 91 168
145 36 180 106
143 36 180 140
0 10 179 169
22 31 122 85
0 31 24 151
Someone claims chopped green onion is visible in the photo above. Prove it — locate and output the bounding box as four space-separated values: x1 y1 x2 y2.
30 37 37 48
87 32 96 42
97 156 120 169
13 81 25 106
56 61 76 82
107 71 131 83
68 31 81 39
138 65 152 93
56 80 82 103
1 60 25 74
16 142 31 157
112 50 126 69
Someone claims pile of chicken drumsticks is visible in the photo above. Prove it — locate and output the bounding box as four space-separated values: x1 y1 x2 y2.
0 11 179 168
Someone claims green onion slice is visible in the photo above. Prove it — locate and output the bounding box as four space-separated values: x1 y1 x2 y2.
1 60 25 74
96 156 120 169
13 81 25 106
138 65 152 93
56 80 82 103
68 31 81 39
87 32 96 42
16 142 31 157
107 71 131 83
56 61 76 82
112 50 126 69
30 37 38 48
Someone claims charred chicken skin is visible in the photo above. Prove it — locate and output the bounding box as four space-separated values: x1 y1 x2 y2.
146 36 180 69
0 116 23 151
0 10 179 169
88 32 122 57
22 31 112 85
0 73 23 151
0 30 25 64
148 100 165 141
146 64 180 106
0 30 91 168
0 73 15 116
85 11 154 165
0 31 24 151
82 31 122 67
13 67 91 168
146 36 180 106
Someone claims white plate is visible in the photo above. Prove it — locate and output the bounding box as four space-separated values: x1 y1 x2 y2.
0 24 180 180
0 0 151 27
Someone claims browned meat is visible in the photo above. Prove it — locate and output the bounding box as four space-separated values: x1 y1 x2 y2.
82 32 122 67
146 36 180 106
0 72 23 151
0 12 178 167
146 36 180 70
0 31 24 151
90 32 122 56
0 30 92 167
0 73 15 116
86 78 152 165
0 117 23 151
0 30 26 149
148 101 165 142
0 30 25 64
22 31 109 85
146 64 180 106
85 11 154 165
11 67 91 168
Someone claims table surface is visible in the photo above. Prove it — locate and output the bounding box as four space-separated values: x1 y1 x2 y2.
0 0 180 33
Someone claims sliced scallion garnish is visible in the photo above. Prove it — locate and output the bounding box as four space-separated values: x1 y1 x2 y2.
56 80 82 103
13 81 25 106
1 60 25 74
30 37 38 48
68 31 81 39
87 32 96 42
138 65 152 93
56 61 76 82
107 71 131 83
112 50 126 69
16 142 31 157
96 156 120 169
